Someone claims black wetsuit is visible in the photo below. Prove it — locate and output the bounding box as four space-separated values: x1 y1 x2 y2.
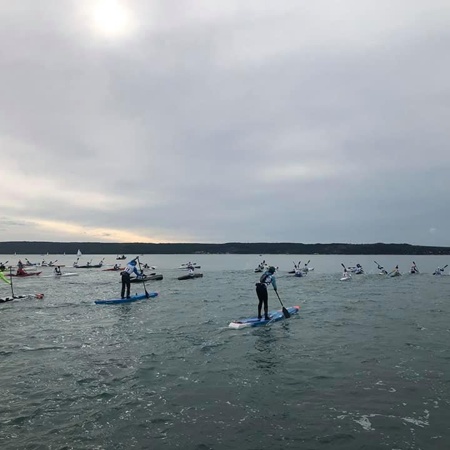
121 271 131 298
255 271 277 319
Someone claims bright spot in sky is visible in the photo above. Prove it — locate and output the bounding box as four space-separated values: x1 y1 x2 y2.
89 0 135 38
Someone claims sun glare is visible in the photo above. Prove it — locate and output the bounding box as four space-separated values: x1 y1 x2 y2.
90 0 135 38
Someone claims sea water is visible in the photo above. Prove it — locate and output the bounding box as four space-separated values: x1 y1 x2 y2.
1 254 450 449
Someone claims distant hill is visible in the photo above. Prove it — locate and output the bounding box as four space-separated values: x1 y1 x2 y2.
0 241 449 255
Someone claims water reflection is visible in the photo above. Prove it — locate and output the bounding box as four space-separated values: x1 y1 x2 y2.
250 324 293 373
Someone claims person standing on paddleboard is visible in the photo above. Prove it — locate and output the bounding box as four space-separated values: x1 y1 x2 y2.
255 266 277 320
120 259 142 299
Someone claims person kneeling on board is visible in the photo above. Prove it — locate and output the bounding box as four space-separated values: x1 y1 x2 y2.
120 259 143 299
255 266 277 320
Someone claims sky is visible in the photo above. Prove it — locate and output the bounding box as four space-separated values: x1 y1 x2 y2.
1 0 449 245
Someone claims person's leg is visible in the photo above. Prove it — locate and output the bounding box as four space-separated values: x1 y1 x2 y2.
256 285 267 319
121 276 126 298
126 277 131 298
256 286 262 318
264 296 269 320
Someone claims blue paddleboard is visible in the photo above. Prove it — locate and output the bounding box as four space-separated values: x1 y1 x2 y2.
95 291 158 305
229 305 300 329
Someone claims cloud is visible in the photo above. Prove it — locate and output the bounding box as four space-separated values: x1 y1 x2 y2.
0 1 450 244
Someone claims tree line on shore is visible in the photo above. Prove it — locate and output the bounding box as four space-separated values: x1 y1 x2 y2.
0 241 449 255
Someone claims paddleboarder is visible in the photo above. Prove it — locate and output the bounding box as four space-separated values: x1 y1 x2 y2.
120 259 142 299
255 266 277 320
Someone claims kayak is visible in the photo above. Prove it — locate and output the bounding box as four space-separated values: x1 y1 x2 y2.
340 276 352 281
42 272 79 278
74 264 103 269
178 273 203 280
129 274 163 283
294 271 303 277
390 272 401 277
0 293 44 303
95 291 158 305
178 265 201 270
103 267 125 271
288 268 313 274
229 305 300 329
7 272 42 277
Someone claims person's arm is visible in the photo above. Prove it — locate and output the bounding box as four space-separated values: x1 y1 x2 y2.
271 276 277 291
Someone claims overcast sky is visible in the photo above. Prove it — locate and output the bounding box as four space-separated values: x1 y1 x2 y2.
1 0 449 245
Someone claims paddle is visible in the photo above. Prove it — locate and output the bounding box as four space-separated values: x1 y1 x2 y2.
374 260 387 274
440 264 448 272
136 256 149 298
9 267 15 298
274 289 290 318
412 261 419 273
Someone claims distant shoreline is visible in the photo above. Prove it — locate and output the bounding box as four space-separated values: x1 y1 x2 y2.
0 241 449 255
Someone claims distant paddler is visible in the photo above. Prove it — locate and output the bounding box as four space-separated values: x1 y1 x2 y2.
433 264 448 275
302 260 311 273
389 265 401 277
410 262 419 274
16 260 28 276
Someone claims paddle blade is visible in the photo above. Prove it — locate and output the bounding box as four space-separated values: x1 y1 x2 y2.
282 307 291 318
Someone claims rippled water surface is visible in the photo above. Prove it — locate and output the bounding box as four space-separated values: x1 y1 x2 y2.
1 254 450 449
